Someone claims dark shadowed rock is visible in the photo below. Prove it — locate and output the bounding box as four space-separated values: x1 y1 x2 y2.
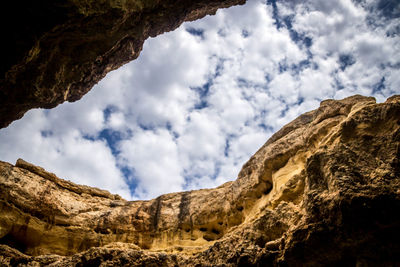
0 0 245 129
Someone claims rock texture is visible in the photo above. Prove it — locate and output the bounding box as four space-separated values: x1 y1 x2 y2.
0 95 399 266
0 0 245 129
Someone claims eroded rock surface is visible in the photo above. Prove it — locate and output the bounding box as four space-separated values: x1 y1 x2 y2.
0 0 245 129
0 95 399 266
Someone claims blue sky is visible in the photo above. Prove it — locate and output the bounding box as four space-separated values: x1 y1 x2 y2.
0 0 399 200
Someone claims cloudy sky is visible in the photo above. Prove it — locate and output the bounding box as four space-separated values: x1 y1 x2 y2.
0 0 399 200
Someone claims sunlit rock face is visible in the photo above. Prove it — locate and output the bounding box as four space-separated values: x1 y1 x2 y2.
0 95 399 266
0 0 245 129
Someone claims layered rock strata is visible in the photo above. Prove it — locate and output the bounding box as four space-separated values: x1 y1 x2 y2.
0 95 399 266
0 0 245 129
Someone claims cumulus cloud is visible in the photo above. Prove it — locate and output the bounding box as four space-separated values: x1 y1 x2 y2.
0 0 399 200
118 129 184 199
0 110 131 199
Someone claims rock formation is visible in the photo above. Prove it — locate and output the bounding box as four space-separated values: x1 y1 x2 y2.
0 95 399 266
0 0 245 129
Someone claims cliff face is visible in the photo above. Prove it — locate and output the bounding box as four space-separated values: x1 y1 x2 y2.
0 95 399 266
0 0 245 129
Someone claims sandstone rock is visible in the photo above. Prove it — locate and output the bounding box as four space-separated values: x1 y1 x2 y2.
0 0 245 129
0 95 399 266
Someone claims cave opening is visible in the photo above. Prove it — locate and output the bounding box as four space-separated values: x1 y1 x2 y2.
0 1 399 263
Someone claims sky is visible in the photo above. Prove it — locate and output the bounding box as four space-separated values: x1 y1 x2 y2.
0 0 399 200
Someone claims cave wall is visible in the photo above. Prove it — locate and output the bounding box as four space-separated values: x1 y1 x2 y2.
0 95 399 266
0 0 245 128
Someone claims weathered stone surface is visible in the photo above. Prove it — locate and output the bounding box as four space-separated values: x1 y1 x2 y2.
0 0 245 129
0 95 399 266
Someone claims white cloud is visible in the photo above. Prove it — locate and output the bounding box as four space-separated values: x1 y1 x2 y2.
353 33 393 66
298 68 336 99
107 111 126 130
118 129 183 199
0 110 131 199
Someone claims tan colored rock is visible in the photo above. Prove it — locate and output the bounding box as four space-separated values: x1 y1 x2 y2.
0 95 399 266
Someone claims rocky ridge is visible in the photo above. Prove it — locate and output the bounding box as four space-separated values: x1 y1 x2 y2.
0 95 399 266
0 0 244 129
